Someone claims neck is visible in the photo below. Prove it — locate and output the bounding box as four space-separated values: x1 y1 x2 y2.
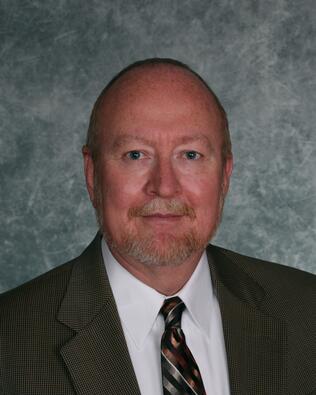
108 248 203 296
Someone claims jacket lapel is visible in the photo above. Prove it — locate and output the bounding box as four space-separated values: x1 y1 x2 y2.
56 233 288 394
57 234 141 395
207 246 288 395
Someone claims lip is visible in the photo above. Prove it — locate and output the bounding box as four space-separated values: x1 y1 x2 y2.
142 213 183 218
141 214 183 222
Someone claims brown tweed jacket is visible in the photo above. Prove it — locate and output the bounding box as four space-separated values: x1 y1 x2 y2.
0 233 315 395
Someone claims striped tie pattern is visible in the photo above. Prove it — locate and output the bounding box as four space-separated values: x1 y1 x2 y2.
160 297 206 395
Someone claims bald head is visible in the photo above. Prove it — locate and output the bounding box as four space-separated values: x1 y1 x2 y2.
85 58 232 163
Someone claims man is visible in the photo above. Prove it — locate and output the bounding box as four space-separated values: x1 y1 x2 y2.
0 58 315 395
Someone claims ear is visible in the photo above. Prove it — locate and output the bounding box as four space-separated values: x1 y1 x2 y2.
82 145 97 208
222 154 233 195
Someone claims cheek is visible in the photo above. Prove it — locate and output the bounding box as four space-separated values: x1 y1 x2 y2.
181 170 223 210
101 167 146 212
184 177 223 238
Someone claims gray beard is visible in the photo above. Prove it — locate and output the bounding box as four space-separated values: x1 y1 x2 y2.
103 228 207 267
97 202 224 268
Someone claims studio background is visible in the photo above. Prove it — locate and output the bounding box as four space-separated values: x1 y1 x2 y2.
0 0 315 293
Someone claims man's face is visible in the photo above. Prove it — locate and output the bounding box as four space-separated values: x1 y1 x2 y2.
84 67 233 267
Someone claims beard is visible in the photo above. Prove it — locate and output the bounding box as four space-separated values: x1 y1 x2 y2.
105 222 206 267
93 169 226 267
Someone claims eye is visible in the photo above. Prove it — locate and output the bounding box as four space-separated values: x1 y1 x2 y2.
126 150 144 160
184 151 201 160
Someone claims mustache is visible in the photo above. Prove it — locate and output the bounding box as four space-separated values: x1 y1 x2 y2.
128 198 196 219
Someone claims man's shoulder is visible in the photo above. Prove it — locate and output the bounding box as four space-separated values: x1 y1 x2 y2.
0 257 76 315
0 234 102 312
210 244 315 282
208 244 316 311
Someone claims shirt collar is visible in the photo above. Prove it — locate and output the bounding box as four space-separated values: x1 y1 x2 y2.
176 250 214 336
101 238 214 349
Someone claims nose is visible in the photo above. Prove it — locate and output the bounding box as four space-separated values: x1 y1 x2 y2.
145 157 181 198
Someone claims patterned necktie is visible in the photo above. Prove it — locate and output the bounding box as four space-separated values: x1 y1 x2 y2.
160 296 206 395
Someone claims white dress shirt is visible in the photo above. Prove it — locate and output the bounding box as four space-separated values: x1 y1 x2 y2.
101 239 230 395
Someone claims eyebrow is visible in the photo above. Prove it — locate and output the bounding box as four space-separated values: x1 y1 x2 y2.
112 133 213 151
112 135 152 150
178 134 213 148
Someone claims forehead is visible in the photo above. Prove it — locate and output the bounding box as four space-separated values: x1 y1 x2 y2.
96 65 224 145
102 65 218 111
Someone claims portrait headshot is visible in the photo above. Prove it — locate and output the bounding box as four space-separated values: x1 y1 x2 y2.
0 2 315 395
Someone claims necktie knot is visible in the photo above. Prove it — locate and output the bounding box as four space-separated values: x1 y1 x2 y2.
160 296 185 329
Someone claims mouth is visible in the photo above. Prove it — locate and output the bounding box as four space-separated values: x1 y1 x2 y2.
142 213 183 218
140 213 184 224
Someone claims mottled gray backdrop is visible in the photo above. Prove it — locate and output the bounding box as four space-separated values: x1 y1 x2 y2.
0 0 315 292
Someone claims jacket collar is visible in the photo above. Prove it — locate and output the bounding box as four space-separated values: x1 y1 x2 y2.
207 245 288 395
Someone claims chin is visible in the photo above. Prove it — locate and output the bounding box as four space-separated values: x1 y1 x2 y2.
105 227 209 267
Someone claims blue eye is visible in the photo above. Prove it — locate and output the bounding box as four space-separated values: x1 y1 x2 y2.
185 151 200 160
127 151 142 160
